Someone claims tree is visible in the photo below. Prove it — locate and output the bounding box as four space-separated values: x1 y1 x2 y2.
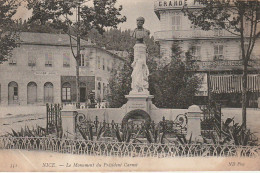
108 35 200 108
183 0 260 129
26 0 126 107
149 43 201 109
108 54 133 108
0 0 21 63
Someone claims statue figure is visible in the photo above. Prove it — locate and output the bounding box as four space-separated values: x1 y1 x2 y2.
131 50 149 92
130 17 150 93
131 17 150 44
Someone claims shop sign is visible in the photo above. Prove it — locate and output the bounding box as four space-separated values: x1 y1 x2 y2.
155 0 203 9
35 71 56 75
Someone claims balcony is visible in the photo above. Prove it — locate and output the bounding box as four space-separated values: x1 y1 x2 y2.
154 30 240 41
188 59 260 72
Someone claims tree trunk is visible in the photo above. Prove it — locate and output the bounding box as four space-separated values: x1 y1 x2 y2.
76 58 80 109
242 62 248 130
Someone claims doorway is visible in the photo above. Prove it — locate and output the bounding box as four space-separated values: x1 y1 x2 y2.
8 81 19 105
27 82 37 104
80 82 86 102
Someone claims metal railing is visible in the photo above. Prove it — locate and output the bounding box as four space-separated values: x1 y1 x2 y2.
46 103 62 134
0 137 259 158
75 114 188 140
154 29 240 41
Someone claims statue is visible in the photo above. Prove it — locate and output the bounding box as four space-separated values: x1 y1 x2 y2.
131 17 150 44
130 17 150 93
131 49 149 93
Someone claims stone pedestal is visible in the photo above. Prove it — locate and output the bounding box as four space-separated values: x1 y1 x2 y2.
186 105 203 142
130 43 149 94
125 41 154 115
125 93 154 114
61 104 77 139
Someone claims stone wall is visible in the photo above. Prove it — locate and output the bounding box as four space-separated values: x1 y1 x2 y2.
77 108 187 123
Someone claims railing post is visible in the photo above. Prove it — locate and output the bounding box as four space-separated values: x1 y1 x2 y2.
186 105 203 142
61 104 78 139
95 116 98 134
46 103 49 134
55 104 58 129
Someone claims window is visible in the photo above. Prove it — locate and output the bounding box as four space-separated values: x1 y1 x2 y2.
44 82 53 103
62 83 71 101
28 52 36 66
191 45 201 60
14 86 18 96
97 56 101 69
85 56 90 67
214 28 223 36
45 53 53 67
107 60 110 71
244 20 250 35
79 54 85 66
9 56 17 65
102 58 105 70
172 14 181 30
107 84 110 94
240 43 249 59
63 53 70 67
214 44 224 60
97 82 101 90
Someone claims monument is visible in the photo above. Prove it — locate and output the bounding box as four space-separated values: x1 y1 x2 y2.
125 17 155 114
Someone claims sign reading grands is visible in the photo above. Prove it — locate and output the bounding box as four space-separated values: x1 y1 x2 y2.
154 0 203 9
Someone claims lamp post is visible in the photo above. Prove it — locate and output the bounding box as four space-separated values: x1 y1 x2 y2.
76 2 81 109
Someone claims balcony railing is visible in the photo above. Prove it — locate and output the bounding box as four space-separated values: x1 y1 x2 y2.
154 30 240 41
189 59 260 71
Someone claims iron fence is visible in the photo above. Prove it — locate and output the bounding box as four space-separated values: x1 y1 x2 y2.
46 103 62 134
0 137 259 158
75 114 188 141
200 103 222 131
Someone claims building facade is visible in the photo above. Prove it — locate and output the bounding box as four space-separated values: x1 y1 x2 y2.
154 0 260 107
0 32 125 106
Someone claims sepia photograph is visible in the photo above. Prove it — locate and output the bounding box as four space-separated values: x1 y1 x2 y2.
0 0 260 171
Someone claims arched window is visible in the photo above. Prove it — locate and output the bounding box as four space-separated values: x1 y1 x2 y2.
62 82 71 101
44 82 53 103
27 82 37 104
8 81 18 105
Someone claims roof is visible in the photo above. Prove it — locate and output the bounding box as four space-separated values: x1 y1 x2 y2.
18 32 90 46
89 46 127 62
17 32 126 61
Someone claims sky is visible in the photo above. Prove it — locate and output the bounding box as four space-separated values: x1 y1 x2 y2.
14 0 160 35
117 0 160 35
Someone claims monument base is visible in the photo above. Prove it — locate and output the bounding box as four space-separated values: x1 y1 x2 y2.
125 93 154 114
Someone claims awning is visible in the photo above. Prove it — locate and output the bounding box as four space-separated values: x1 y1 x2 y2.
210 74 260 93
